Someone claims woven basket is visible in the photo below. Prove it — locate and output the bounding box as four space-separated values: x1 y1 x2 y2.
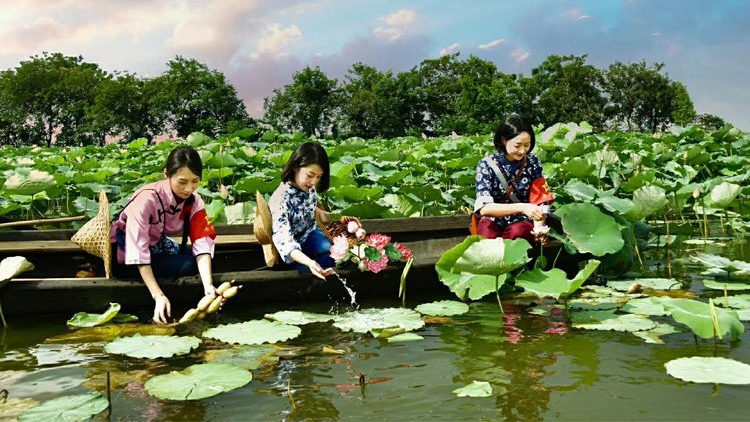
254 191 281 267
71 191 112 278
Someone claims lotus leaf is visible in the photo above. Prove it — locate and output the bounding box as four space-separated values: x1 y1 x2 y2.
567 297 622 310
607 278 680 291
709 182 741 208
563 180 599 201
0 397 39 421
719 294 750 309
572 310 656 332
453 237 531 277
203 320 302 345
701 279 750 291
452 381 493 398
435 235 504 301
626 185 668 220
595 194 635 215
387 333 424 343
690 253 750 273
46 323 175 343
105 334 200 359
144 363 252 400
516 259 600 300
621 298 669 316
333 308 425 333
632 322 681 344
665 357 750 384
3 169 56 195
557 203 624 256
18 394 108 422
203 345 278 370
656 297 744 340
370 326 406 338
264 311 335 325
415 300 470 316
0 256 34 289
66 303 121 328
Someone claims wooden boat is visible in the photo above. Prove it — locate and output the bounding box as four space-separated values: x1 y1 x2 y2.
0 215 470 316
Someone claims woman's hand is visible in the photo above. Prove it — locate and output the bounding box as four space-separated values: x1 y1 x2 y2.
521 204 545 221
153 294 172 324
308 261 334 280
203 284 217 298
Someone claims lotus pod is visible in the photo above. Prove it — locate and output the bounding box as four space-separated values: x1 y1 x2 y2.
179 308 200 323
197 295 215 312
207 296 224 314
197 311 207 320
222 285 241 298
216 281 233 295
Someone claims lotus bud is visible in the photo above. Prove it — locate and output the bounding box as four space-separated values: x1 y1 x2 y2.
692 188 701 199
355 228 366 240
220 184 229 199
358 261 367 272
351 256 360 264
347 221 359 233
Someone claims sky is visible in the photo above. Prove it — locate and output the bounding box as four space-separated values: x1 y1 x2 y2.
1 0 749 129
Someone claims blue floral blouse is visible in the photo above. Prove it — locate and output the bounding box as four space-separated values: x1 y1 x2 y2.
474 152 545 228
269 182 318 264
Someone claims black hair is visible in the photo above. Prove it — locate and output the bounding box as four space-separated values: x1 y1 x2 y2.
281 142 330 193
492 114 536 154
164 145 202 179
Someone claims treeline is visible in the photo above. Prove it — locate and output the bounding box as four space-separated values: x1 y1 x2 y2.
0 53 251 147
264 54 725 138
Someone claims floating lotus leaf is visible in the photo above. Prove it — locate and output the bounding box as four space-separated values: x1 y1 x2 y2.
626 185 668 220
718 294 750 310
387 333 424 343
557 203 624 256
580 285 631 297
607 278 680 291
415 300 469 316
46 323 175 343
144 363 252 400
111 313 138 323
621 298 669 316
66 303 121 328
572 310 656 332
370 326 406 338
656 297 744 340
105 334 200 359
203 320 301 345
264 311 335 325
632 322 681 344
453 238 531 277
516 260 600 300
709 182 741 208
702 279 750 291
203 345 278 370
333 308 425 333
435 236 508 301
0 397 39 421
665 357 750 384
18 394 108 422
690 253 750 273
452 380 493 398
567 297 622 310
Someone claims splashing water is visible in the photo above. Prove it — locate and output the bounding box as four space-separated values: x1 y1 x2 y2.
334 272 359 310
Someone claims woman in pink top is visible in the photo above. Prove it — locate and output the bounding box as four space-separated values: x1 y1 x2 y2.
110 146 218 323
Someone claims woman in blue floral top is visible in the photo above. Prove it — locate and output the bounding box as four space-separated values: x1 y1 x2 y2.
474 114 554 244
269 142 359 279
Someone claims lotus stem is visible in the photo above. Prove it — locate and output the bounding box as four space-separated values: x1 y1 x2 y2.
495 276 504 315
106 370 112 413
288 379 297 411
724 284 729 307
552 247 562 269
0 300 7 329
631 228 645 272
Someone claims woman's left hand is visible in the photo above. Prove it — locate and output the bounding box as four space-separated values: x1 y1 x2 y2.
204 284 217 298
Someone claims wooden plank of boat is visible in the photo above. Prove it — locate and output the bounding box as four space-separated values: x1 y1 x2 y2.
0 234 259 254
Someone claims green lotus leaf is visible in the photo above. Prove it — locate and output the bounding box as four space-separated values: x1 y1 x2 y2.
709 182 741 209
0 397 39 421
66 303 121 328
224 201 255 225
594 194 635 215
3 169 56 195
415 300 470 316
516 259 600 300
632 322 681 344
452 237 530 277
370 326 406 338
607 278 680 291
717 294 750 310
0 256 34 289
561 159 596 178
203 345 278 370
702 279 750 291
387 333 424 343
144 363 252 400
567 296 623 310
572 311 656 332
264 311 336 325
233 176 277 194
563 180 599 201
435 235 502 301
665 357 750 385
46 323 175 343
690 253 750 273
104 334 200 359
626 185 668 220
656 297 744 340
453 380 493 398
18 394 108 422
203 320 302 345
207 152 238 167
333 308 425 333
557 203 624 256
621 298 669 316
111 313 138 323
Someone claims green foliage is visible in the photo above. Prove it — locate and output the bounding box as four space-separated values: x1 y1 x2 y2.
656 297 744 340
19 394 108 422
516 259 600 300
104 334 201 359
203 320 302 345
144 363 252 400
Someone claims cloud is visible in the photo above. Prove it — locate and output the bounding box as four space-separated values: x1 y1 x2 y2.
439 43 461 56
373 9 418 41
564 7 591 21
510 47 530 63
478 39 505 50
249 24 303 59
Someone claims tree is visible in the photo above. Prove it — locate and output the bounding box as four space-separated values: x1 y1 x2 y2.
670 81 697 127
697 113 727 131
154 56 251 139
529 55 606 129
263 66 340 137
410 54 463 135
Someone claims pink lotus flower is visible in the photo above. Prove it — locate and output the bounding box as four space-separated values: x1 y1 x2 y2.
330 236 350 263
219 184 229 199
367 233 391 251
347 221 360 233
364 254 389 273
394 242 412 261
355 228 366 240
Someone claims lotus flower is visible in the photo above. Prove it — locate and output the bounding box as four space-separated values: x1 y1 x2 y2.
367 233 391 251
394 242 412 261
364 254 389 273
330 236 350 262
347 221 360 233
219 184 229 199
355 228 366 240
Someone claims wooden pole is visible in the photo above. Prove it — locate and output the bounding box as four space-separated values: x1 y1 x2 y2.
0 215 85 229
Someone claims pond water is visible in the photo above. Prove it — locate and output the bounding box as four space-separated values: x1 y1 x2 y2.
1 237 749 421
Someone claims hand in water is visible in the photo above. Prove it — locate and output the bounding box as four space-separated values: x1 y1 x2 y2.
153 294 171 324
308 261 334 280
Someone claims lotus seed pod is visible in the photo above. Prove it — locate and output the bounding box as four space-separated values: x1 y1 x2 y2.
222 285 240 298
197 311 207 320
627 282 642 294
216 281 233 295
197 295 214 312
179 308 199 323
207 296 224 314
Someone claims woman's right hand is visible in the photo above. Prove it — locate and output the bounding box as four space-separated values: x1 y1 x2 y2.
308 261 334 280
153 294 172 324
521 204 545 221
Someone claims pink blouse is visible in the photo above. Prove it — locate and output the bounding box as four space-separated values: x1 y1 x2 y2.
110 180 216 265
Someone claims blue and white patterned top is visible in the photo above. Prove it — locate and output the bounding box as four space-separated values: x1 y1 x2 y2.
474 152 545 228
269 182 319 264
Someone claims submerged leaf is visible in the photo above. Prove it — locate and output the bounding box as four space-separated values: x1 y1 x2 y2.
572 310 656 332
387 333 424 343
144 363 252 400
607 278 681 291
632 322 681 344
203 345 278 370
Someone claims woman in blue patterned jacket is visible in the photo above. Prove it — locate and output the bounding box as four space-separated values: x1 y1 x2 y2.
269 142 358 279
474 114 554 244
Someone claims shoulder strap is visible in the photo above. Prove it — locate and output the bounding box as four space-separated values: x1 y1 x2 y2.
483 157 522 203
179 195 196 254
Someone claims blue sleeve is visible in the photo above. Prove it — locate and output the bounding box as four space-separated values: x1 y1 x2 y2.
271 193 302 264
474 159 495 213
